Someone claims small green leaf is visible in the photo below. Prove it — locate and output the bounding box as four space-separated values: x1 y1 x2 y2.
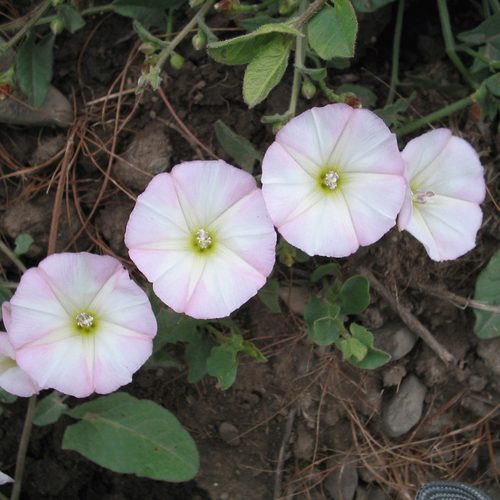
59 5 86 34
214 120 261 173
146 349 183 370
347 336 368 361
257 278 281 313
376 92 415 127
15 32 54 107
33 391 68 426
305 297 341 346
339 275 370 315
14 233 33 256
458 12 500 59
206 346 238 390
348 348 391 369
474 249 500 339
64 392 199 482
208 23 301 65
243 35 292 108
347 323 391 369
133 19 166 47
241 339 267 363
185 332 213 383
111 0 183 25
296 64 327 81
351 0 396 12
311 263 341 283
307 0 358 60
0 389 16 404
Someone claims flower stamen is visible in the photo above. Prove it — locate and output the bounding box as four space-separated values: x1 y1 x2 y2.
323 171 339 191
196 229 213 250
413 190 435 204
75 312 94 329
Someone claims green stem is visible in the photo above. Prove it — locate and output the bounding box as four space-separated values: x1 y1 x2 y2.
459 46 500 70
166 8 174 41
395 94 473 137
386 0 405 105
0 0 52 54
0 241 27 274
318 79 341 102
154 0 213 72
292 0 326 28
437 0 477 89
10 395 37 500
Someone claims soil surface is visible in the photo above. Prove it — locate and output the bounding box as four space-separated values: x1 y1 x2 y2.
0 1 499 499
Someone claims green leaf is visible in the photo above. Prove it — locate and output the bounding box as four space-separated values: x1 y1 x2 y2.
64 392 199 482
349 348 391 369
146 349 183 370
214 120 261 172
208 23 301 65
474 249 500 339
59 5 86 34
185 332 213 383
351 0 396 12
458 12 500 58
347 336 368 361
307 0 358 60
347 323 391 369
239 15 282 32
376 92 415 127
206 346 238 390
14 233 33 256
15 32 54 107
0 388 16 404
296 64 327 81
257 278 281 313
33 391 68 426
243 35 292 108
133 19 166 47
111 0 182 25
311 263 341 283
304 297 341 346
339 275 370 315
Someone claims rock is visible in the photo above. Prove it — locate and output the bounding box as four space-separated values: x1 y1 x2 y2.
373 322 418 361
382 374 427 438
29 134 66 165
218 422 240 446
96 202 133 255
279 286 309 316
366 485 387 500
114 123 172 191
477 338 500 377
469 374 487 392
415 355 448 386
294 424 314 460
382 365 406 387
324 458 358 500
0 87 73 127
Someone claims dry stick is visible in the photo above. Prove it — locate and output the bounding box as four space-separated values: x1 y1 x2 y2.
415 283 500 313
359 267 456 365
273 407 297 500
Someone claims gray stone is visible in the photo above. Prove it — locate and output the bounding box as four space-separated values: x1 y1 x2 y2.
373 322 418 361
382 365 406 387
324 459 358 500
218 422 240 446
477 338 500 376
469 374 488 392
294 424 315 460
279 286 309 316
114 123 171 191
382 374 427 438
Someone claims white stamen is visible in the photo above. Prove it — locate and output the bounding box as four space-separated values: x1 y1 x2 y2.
76 312 94 328
414 190 435 204
323 171 339 190
196 229 212 249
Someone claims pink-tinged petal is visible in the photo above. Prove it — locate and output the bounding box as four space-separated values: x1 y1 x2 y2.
397 184 413 230
125 173 190 250
330 108 404 175
342 172 406 245
405 196 483 261
92 329 153 394
405 130 485 203
276 104 353 169
171 160 257 227
16 335 93 397
2 302 12 331
184 247 268 319
0 471 14 485
279 195 359 257
0 333 38 397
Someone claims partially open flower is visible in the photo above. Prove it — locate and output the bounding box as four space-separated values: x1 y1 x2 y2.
4 253 157 398
0 330 38 397
397 129 485 261
125 160 277 319
261 104 406 257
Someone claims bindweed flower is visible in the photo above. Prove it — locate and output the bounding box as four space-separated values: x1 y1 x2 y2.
0 470 14 485
397 129 485 261
125 160 277 319
0 332 38 397
261 104 406 257
4 253 157 398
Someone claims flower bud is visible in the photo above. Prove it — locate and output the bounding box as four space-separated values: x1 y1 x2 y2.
192 31 207 51
279 0 299 15
342 92 362 108
214 0 240 14
301 79 316 100
169 52 185 70
50 17 64 36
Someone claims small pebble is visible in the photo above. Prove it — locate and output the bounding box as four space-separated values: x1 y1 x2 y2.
218 422 240 446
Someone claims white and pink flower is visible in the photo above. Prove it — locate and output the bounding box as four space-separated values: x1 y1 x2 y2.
261 104 406 257
398 129 486 261
4 252 157 398
125 160 277 319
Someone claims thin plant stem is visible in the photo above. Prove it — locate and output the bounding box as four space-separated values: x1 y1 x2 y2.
318 79 341 102
0 0 52 54
154 0 214 73
437 0 477 89
395 94 473 137
386 0 405 105
0 241 27 273
292 0 326 28
490 0 500 13
10 395 37 500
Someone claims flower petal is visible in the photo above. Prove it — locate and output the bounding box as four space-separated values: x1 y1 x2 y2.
0 471 14 485
405 195 483 261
